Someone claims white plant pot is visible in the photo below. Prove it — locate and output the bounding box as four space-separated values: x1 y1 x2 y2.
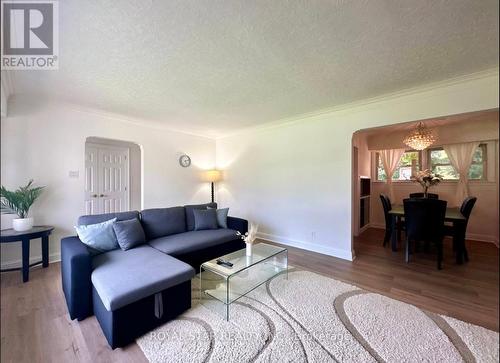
12 217 34 232
246 243 252 256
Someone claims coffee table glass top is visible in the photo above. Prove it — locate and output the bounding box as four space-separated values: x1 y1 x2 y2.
201 243 287 277
200 242 288 321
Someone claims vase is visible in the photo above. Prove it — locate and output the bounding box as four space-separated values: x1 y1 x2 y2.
12 217 34 231
246 243 252 256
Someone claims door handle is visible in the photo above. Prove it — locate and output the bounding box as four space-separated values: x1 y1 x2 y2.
92 194 98 198
99 194 105 197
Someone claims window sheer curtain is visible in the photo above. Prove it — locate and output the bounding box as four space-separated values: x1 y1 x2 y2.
378 149 405 201
443 142 479 206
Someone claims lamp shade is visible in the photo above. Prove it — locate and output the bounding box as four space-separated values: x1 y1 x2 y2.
203 169 222 182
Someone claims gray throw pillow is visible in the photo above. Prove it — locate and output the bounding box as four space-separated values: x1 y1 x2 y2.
208 207 229 228
112 218 146 251
193 209 218 231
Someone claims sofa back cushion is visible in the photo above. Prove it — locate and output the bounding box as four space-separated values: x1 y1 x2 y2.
140 206 186 240
78 211 139 226
184 203 217 231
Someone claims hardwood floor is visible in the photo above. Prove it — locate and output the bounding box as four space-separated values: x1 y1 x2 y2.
1 227 498 362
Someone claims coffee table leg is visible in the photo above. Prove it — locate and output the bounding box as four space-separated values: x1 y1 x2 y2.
42 236 49 268
226 281 230 321
22 238 30 282
286 250 289 280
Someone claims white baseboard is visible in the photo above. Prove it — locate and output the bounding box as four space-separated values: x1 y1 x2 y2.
257 232 354 261
369 223 499 246
466 233 499 246
1 253 61 270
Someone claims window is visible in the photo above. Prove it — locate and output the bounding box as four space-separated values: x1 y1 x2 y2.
429 144 486 180
376 151 420 181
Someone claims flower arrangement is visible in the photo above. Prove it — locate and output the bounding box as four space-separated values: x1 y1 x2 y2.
236 223 259 244
411 169 442 197
236 223 258 256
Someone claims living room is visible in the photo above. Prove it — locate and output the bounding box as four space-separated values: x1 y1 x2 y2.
1 1 499 362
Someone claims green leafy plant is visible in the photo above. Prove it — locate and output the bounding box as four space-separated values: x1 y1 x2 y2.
0 180 45 218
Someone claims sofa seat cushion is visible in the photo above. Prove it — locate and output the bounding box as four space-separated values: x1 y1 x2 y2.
91 245 194 311
148 229 239 256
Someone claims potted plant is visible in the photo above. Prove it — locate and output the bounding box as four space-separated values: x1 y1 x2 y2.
411 169 442 197
1 180 45 231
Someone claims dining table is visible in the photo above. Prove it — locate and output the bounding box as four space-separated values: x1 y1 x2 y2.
388 205 467 264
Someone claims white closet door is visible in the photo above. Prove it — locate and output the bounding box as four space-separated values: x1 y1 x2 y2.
85 143 129 214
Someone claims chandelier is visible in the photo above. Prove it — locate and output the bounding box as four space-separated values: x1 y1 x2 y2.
403 122 436 150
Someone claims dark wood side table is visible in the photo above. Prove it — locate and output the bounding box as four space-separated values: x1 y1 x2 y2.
0 226 54 282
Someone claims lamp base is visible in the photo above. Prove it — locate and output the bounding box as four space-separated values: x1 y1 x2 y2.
211 182 215 203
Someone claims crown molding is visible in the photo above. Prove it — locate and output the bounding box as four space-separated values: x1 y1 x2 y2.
57 101 217 140
216 68 499 140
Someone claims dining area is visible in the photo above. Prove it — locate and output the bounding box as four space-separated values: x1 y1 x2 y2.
353 113 499 272
380 192 476 270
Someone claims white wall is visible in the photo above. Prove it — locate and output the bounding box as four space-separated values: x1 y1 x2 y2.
216 71 499 261
0 97 216 268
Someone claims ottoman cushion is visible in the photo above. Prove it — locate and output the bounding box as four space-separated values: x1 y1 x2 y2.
91 245 194 311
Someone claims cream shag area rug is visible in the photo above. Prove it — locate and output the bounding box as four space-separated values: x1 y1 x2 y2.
137 269 499 362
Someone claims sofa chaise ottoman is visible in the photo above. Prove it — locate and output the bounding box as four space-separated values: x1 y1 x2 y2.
61 203 247 348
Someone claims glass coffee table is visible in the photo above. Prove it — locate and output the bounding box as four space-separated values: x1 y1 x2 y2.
200 243 288 321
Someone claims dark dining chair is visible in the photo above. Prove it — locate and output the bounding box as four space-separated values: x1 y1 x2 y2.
444 197 477 262
403 198 447 269
409 192 439 199
380 194 404 247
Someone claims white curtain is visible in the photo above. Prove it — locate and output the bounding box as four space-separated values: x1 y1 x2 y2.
443 142 480 206
378 149 405 201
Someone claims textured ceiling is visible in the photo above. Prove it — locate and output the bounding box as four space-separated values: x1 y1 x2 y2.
9 0 499 137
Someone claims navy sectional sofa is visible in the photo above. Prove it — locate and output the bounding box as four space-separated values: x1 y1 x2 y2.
61 203 247 348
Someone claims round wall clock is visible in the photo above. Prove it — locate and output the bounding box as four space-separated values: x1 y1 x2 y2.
179 154 191 167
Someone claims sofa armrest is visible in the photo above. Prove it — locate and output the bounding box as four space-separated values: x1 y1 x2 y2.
227 216 248 234
61 236 93 320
